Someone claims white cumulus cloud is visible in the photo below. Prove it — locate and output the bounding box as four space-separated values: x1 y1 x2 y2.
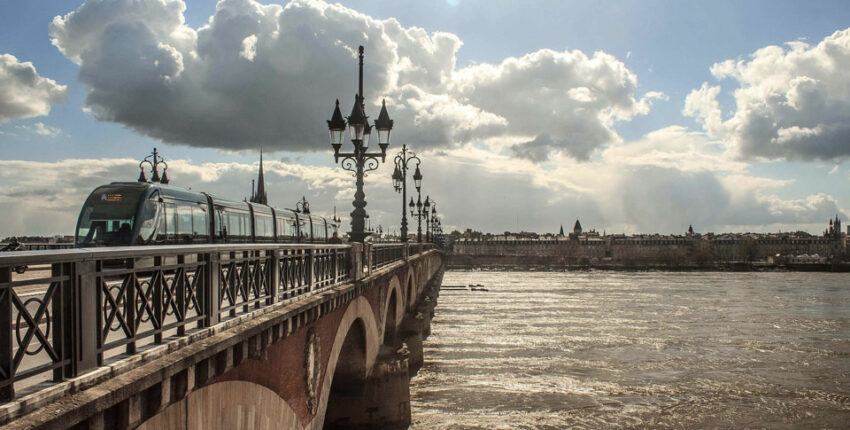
685 28 850 161
0 54 67 122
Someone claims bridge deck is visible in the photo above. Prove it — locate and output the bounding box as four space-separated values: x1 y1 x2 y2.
0 241 435 424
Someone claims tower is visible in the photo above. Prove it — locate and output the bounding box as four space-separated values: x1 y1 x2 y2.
835 215 842 238
573 219 582 236
559 225 564 236
250 149 268 205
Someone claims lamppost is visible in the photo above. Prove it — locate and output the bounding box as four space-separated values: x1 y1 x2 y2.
327 46 394 243
409 195 430 242
138 147 169 184
432 216 442 246
295 196 310 214
391 145 421 242
426 199 437 243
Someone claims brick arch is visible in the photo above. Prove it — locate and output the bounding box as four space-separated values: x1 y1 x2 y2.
309 296 380 430
404 269 417 311
137 380 301 430
416 262 426 295
382 277 404 344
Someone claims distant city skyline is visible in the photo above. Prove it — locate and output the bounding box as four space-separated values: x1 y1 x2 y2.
2 0 850 236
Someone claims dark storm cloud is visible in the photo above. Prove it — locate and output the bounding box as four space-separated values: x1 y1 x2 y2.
50 0 654 158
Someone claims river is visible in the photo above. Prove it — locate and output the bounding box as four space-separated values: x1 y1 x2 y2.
409 271 850 429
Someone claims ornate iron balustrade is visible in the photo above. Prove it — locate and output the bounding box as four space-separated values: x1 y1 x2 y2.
371 243 405 270
0 243 375 402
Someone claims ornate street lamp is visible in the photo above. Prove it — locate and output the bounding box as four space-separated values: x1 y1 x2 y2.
409 194 430 242
392 145 421 242
295 196 310 214
423 196 432 242
327 46 393 243
138 147 169 184
426 199 437 243
332 205 341 224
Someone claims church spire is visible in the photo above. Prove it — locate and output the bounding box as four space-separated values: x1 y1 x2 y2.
251 149 268 205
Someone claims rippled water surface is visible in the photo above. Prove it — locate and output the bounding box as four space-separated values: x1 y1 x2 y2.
409 271 850 429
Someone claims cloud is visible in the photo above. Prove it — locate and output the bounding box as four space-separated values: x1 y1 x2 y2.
15 122 63 137
0 152 843 237
0 54 67 122
510 134 555 163
601 165 844 233
50 0 653 159
685 28 850 161
601 125 746 172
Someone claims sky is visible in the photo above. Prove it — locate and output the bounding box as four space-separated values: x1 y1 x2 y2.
2 0 850 237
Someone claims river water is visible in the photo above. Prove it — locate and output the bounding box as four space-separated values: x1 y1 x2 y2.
409 271 850 429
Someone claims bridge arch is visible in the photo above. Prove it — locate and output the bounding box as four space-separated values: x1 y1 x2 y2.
418 262 427 291
311 296 379 430
137 380 301 430
404 269 417 311
382 277 403 346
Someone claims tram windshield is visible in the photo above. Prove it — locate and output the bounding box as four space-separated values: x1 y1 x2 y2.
76 186 146 246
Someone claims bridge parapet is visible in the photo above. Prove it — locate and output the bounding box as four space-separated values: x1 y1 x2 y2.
0 241 425 419
0 243 75 251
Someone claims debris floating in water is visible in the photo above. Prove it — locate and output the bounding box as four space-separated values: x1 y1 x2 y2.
442 284 488 291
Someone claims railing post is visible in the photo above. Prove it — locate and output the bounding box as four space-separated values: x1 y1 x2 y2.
75 260 99 372
228 251 237 318
364 242 373 274
403 242 410 260
331 248 338 286
125 258 137 355
153 256 164 342
253 251 262 309
54 262 73 381
205 251 221 327
269 249 279 305
349 243 363 281
175 255 186 336
0 266 13 401
306 248 314 292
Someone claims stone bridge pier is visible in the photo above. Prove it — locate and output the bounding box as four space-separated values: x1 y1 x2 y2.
0 243 443 430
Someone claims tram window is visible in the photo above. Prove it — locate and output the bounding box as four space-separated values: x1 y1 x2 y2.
226 211 250 242
192 205 208 239
156 206 168 243
137 194 161 244
76 186 144 246
276 215 297 241
166 203 178 239
227 213 240 239
176 204 193 242
214 207 225 240
255 214 273 239
298 217 310 242
312 218 327 242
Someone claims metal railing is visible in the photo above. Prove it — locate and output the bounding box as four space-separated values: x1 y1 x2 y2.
0 243 364 401
371 243 405 270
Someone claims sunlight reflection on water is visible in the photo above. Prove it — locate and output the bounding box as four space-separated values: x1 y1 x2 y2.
409 271 850 429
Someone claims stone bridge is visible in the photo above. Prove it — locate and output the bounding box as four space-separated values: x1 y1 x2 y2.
0 242 443 429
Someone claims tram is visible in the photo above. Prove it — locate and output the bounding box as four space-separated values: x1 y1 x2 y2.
74 182 339 247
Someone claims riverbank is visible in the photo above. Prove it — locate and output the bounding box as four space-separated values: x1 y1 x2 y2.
447 255 850 272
